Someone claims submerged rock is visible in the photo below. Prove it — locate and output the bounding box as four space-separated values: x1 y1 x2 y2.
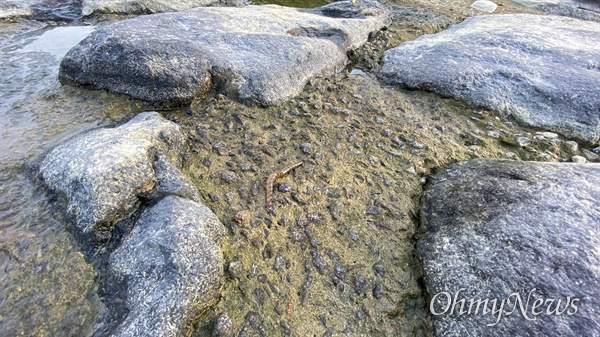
39 111 186 235
511 0 600 22
110 195 225 337
380 14 600 143
59 2 389 107
418 159 600 336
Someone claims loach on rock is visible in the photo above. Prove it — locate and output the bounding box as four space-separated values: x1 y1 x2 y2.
511 0 600 22
110 195 226 337
59 1 389 107
380 14 600 143
39 111 186 235
81 0 247 17
418 158 600 336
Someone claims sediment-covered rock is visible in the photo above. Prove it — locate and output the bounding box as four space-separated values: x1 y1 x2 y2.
110 195 226 337
380 14 600 143
511 0 600 22
59 1 389 107
418 159 600 336
39 111 186 235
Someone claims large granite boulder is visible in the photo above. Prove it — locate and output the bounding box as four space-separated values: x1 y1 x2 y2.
380 14 600 143
59 1 389 107
110 195 226 337
418 159 600 336
39 111 187 235
511 0 600 22
81 0 245 17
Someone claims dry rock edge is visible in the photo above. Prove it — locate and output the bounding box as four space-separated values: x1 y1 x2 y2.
418 159 600 336
380 14 600 143
59 1 389 107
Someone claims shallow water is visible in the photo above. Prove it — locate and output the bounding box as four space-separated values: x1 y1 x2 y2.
0 23 139 336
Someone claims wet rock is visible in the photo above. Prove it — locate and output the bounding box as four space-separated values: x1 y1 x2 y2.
60 2 389 107
82 0 244 17
212 313 235 337
511 0 600 22
110 195 225 337
40 112 186 235
418 159 600 336
381 14 600 142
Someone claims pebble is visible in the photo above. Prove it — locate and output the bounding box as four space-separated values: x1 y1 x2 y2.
228 261 244 279
571 156 587 163
366 205 380 215
486 130 500 138
409 140 425 149
375 117 386 124
253 288 265 306
353 274 368 295
209 193 220 202
311 250 328 274
334 262 346 280
221 171 238 184
349 230 358 241
212 313 234 337
380 128 393 137
516 137 531 147
565 141 579 154
373 281 383 299
280 320 292 336
278 183 292 193
372 261 386 275
307 212 325 223
582 149 599 162
274 252 286 271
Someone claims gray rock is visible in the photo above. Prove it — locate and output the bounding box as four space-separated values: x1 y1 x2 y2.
418 159 600 336
380 14 600 143
110 195 225 337
39 112 186 235
82 0 246 17
571 155 587 162
59 2 389 107
511 0 600 22
470 0 497 13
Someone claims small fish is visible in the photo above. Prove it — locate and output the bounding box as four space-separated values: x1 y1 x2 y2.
265 162 303 214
